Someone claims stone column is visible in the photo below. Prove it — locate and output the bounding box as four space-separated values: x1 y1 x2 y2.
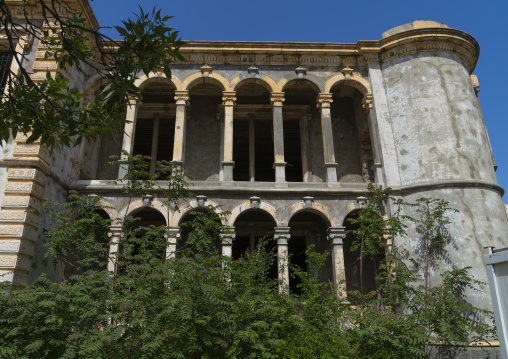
118 97 139 179
317 93 338 184
327 227 347 299
107 223 123 273
271 92 287 185
149 113 160 174
300 112 311 182
220 226 235 258
249 114 256 182
172 90 190 170
165 226 181 260
274 227 291 293
221 91 236 182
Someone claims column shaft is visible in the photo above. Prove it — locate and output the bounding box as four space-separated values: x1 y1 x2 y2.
118 98 139 179
328 227 347 299
149 113 160 174
274 227 291 293
222 92 236 182
271 93 286 183
317 93 338 183
107 224 123 273
249 115 255 182
166 227 181 260
172 91 190 166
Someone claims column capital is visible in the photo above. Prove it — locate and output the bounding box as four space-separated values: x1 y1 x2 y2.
166 226 181 244
327 227 346 245
362 93 373 110
222 91 237 106
127 96 140 107
270 92 285 107
220 226 236 244
317 93 333 108
274 227 291 244
108 224 123 237
174 90 189 105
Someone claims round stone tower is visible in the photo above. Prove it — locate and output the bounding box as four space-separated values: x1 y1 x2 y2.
368 21 508 310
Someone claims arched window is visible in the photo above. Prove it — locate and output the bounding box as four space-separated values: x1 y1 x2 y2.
233 210 277 281
330 84 374 183
343 211 385 297
288 211 332 294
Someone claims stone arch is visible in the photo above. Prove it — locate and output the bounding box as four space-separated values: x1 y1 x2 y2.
287 201 334 227
280 75 324 94
337 200 362 226
94 197 117 221
118 199 170 225
231 74 277 93
134 70 183 91
324 73 371 95
227 200 280 227
182 71 229 91
171 199 223 227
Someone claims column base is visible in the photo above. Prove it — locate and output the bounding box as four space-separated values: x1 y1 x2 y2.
221 161 235 182
273 162 287 183
325 162 338 183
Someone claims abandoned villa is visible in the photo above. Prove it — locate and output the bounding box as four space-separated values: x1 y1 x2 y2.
0 1 507 352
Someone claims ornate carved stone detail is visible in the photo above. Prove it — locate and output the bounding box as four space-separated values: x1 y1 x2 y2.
295 66 306 78
303 196 314 209
200 64 212 76
250 196 261 209
341 66 354 78
362 94 373 110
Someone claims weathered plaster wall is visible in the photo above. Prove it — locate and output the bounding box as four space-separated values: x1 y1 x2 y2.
381 52 496 185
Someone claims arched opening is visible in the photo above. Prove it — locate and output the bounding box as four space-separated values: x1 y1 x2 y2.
343 211 385 298
233 210 277 280
177 207 222 254
330 84 374 183
64 209 111 279
185 82 222 181
121 208 167 267
288 211 332 294
132 80 176 174
283 80 321 182
234 80 273 182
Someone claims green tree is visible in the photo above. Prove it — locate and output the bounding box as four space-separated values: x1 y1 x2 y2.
0 0 184 148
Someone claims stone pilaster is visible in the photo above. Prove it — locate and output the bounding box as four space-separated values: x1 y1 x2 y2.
274 226 291 293
221 91 236 182
165 226 181 260
327 227 347 299
172 91 190 170
118 97 139 179
317 93 338 184
107 224 123 273
0 133 51 285
271 92 286 185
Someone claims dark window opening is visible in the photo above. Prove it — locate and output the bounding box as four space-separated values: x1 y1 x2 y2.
343 212 385 299
0 52 13 92
283 119 303 182
254 120 275 182
233 118 250 181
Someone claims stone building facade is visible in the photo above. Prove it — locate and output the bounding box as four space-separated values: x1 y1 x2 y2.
0 0 507 338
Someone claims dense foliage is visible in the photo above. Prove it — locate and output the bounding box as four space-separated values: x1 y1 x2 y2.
0 177 496 358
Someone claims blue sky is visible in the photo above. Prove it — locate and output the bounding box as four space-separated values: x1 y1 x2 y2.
89 0 508 199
